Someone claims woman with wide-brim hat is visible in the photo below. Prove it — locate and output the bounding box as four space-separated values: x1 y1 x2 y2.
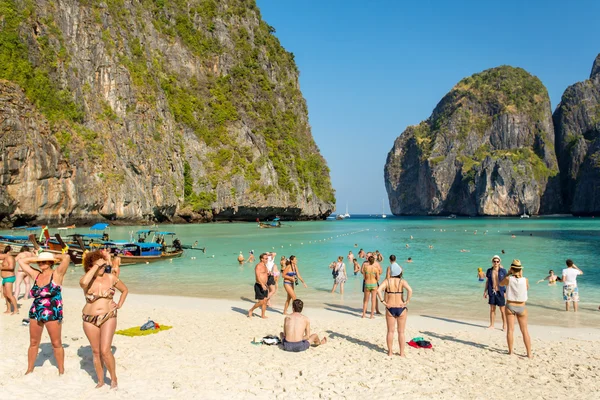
500 259 532 358
18 251 71 374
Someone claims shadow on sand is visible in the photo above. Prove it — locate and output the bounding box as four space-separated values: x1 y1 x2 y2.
325 330 387 353
420 330 505 354
34 343 70 368
77 345 117 384
420 315 487 328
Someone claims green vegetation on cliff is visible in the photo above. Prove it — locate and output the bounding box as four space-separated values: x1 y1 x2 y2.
0 0 82 122
1 0 335 215
453 66 547 115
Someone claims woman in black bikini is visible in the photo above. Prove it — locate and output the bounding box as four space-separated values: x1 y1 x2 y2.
377 264 412 357
80 250 128 389
282 255 308 314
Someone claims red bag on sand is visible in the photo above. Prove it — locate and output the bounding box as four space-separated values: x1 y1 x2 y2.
408 340 433 349
154 322 160 329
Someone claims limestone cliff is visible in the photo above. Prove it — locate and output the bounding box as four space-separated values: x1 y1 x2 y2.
0 0 334 226
384 66 561 216
553 54 600 215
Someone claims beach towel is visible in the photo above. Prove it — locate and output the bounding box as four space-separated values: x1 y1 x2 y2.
116 324 172 337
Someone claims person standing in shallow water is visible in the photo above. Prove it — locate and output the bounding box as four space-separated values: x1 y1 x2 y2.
500 259 532 358
562 259 583 312
361 256 380 319
330 256 347 294
484 255 507 330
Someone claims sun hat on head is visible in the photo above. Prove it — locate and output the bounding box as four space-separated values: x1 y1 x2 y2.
33 252 58 264
491 255 501 262
510 259 523 269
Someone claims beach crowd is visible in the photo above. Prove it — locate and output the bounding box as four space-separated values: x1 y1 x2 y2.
244 248 587 359
0 239 590 389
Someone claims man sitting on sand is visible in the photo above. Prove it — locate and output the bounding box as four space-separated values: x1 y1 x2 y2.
280 299 326 352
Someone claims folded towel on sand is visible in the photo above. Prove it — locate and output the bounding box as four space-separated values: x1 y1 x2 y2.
116 325 172 337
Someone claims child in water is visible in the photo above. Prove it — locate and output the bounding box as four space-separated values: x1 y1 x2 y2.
477 267 485 281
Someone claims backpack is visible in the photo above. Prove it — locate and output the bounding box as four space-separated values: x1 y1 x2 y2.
331 262 339 278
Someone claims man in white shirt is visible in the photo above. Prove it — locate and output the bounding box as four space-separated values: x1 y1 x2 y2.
562 259 583 312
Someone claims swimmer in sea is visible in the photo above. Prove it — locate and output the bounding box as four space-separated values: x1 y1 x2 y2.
477 268 485 281
352 259 361 276
537 270 561 285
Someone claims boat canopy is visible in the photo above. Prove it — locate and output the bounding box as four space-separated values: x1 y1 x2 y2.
104 241 162 249
68 233 104 239
156 232 176 235
90 223 110 231
0 235 29 241
136 229 155 234
273 218 280 221
103 240 132 246
137 242 163 249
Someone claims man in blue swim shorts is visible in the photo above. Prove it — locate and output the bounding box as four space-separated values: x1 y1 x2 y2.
280 299 327 352
1 246 18 314
484 255 507 330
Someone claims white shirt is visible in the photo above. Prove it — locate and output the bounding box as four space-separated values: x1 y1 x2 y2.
266 256 275 273
562 268 581 286
506 276 528 302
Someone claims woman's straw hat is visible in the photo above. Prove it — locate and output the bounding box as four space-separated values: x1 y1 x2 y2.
33 252 58 264
510 259 523 269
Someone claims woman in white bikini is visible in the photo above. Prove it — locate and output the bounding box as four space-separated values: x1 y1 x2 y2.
80 250 128 389
500 259 531 358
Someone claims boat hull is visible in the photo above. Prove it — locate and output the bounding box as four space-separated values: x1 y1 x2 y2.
118 250 185 265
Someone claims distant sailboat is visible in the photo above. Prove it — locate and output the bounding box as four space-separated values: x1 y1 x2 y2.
382 199 387 219
343 203 350 219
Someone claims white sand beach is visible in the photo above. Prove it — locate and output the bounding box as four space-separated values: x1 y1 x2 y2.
1 288 599 399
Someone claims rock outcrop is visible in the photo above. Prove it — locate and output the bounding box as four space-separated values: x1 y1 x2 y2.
0 0 334 226
385 66 561 216
553 54 600 215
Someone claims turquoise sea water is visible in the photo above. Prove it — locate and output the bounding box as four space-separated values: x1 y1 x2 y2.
4 216 600 327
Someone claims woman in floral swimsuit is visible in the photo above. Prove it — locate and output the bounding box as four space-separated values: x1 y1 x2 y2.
18 252 71 375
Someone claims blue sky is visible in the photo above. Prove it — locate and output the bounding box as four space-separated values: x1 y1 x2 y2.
256 0 600 214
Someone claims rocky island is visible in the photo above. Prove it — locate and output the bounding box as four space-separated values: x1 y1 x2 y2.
0 0 334 226
385 55 600 216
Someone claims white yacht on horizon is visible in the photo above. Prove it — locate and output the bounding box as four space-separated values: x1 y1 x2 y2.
343 203 350 219
382 199 387 218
